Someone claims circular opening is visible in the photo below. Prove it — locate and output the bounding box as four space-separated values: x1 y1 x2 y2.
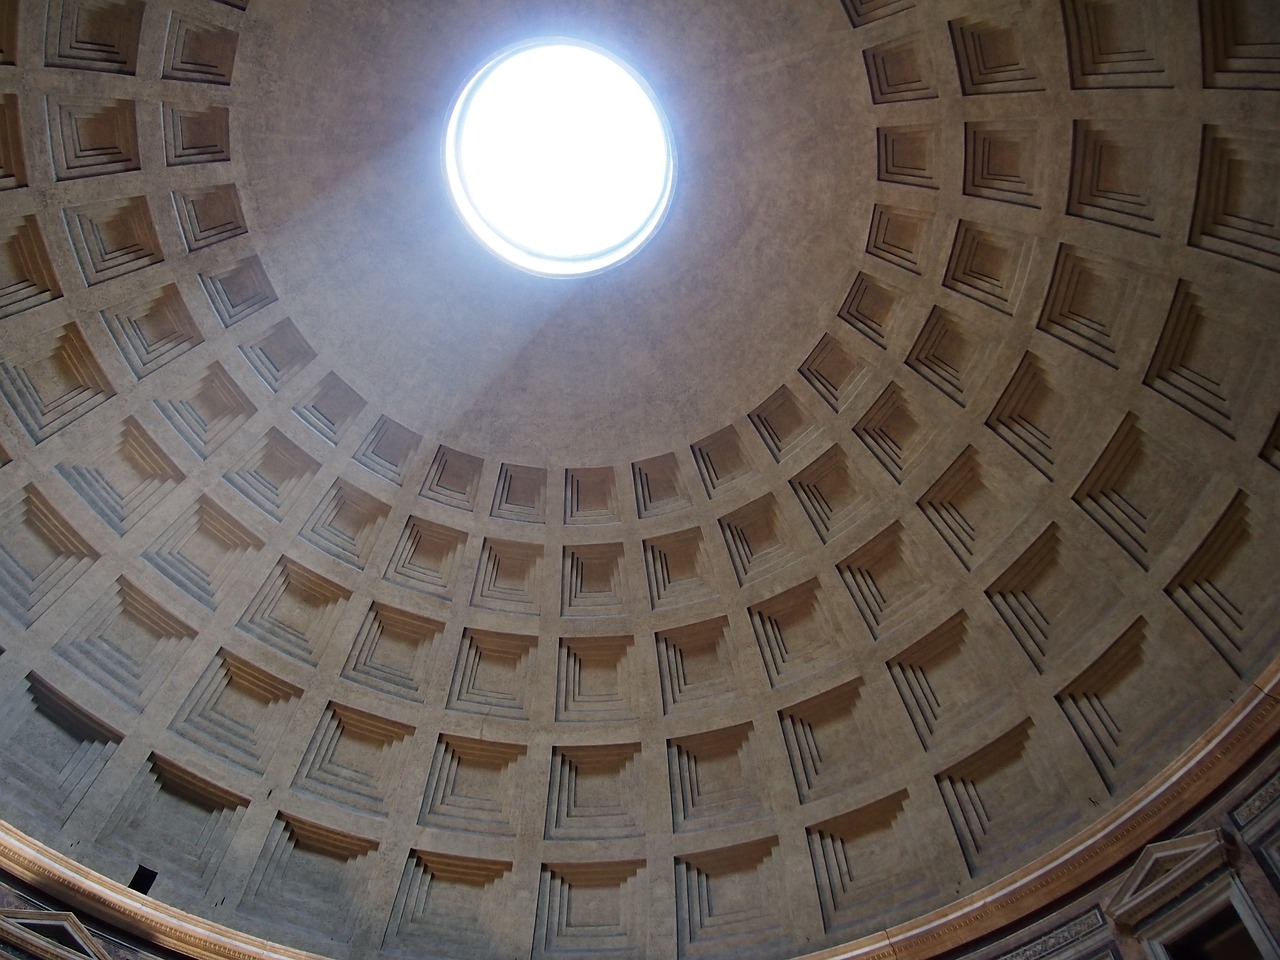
444 39 677 278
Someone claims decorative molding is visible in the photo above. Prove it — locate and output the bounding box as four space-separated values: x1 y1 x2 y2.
1102 829 1229 929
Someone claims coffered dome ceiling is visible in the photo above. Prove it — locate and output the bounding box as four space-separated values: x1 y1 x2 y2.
0 1 1276 959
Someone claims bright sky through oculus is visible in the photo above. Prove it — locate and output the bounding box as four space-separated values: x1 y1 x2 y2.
445 40 676 277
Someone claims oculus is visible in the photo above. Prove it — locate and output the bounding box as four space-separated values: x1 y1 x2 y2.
444 38 676 278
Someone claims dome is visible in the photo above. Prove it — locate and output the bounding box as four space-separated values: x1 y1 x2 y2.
0 1 1277 959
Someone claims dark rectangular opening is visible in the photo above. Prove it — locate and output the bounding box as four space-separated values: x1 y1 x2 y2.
1168 904 1263 960
127 865 157 896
